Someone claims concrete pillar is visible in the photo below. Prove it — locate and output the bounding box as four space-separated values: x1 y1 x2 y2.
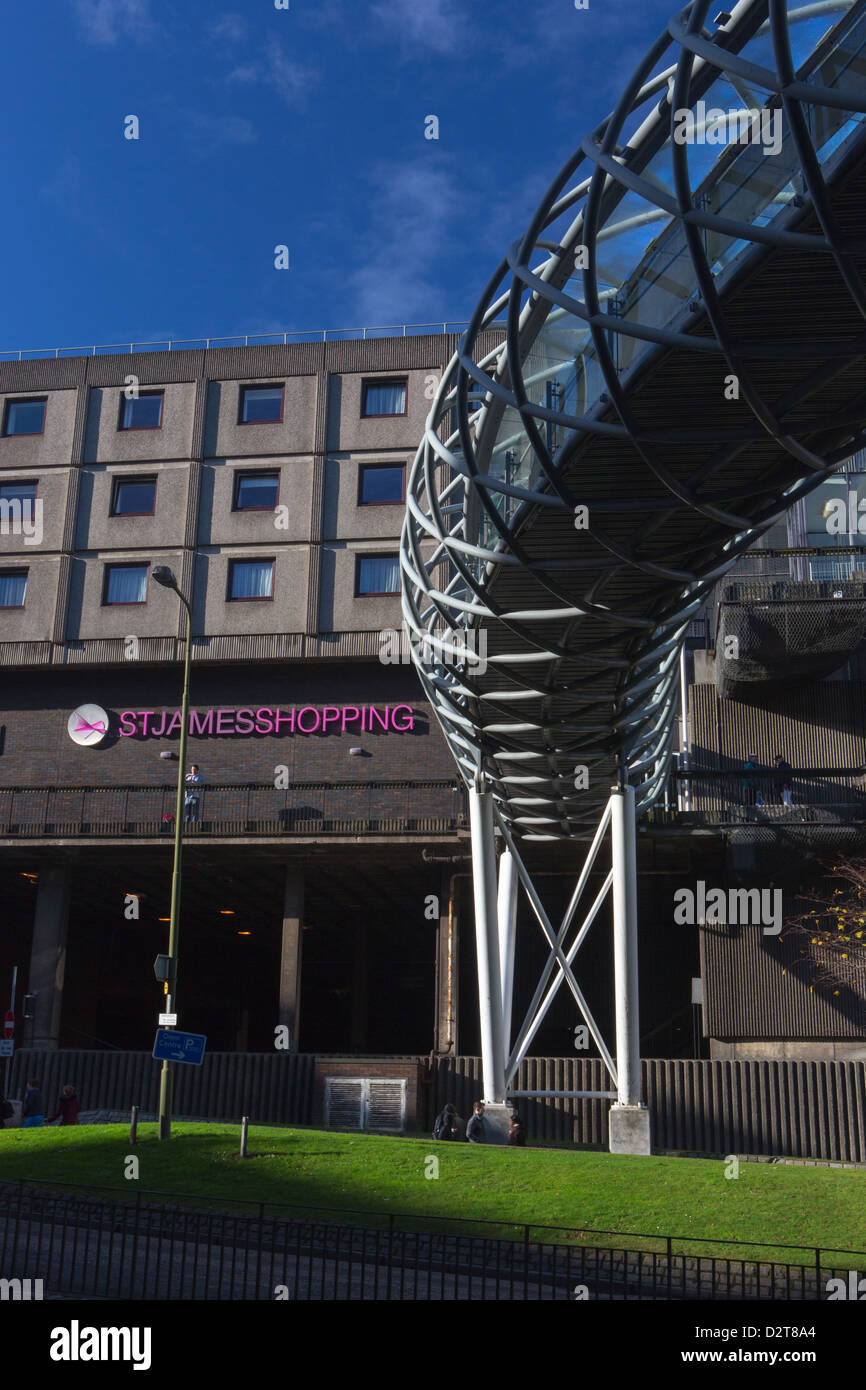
279 867 304 1053
350 923 368 1051
434 868 458 1054
28 859 72 1050
497 849 518 1057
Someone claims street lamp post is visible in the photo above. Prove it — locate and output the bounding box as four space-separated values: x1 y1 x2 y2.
152 566 193 1141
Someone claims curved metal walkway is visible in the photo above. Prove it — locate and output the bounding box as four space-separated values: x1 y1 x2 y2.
401 0 866 842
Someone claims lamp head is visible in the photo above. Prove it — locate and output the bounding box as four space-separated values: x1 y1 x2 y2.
152 566 178 590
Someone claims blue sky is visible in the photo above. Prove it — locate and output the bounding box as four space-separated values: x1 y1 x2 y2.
2 0 681 351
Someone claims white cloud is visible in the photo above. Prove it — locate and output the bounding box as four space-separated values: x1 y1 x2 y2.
73 0 156 46
346 157 462 325
370 0 460 56
208 13 246 45
185 112 259 148
226 40 315 106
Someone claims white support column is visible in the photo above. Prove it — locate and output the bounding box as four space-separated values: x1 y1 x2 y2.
609 782 651 1154
497 848 518 1063
469 783 506 1110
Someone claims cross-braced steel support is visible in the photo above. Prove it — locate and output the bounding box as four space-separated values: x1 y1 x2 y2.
469 778 651 1153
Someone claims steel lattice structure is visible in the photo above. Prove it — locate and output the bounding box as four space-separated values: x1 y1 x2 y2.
401 0 866 842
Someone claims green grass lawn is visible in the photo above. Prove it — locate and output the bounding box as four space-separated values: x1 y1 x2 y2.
2 1122 864 1266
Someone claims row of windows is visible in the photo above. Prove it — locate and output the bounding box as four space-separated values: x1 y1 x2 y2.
0 462 405 517
0 554 402 609
1 377 410 438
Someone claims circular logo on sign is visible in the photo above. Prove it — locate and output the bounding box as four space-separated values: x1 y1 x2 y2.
68 704 110 746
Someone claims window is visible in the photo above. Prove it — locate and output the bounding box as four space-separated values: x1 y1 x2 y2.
356 553 400 595
228 558 274 600
120 392 163 430
0 568 27 607
234 472 280 511
361 378 407 418
0 481 37 506
239 385 284 424
3 398 46 436
104 563 148 605
359 463 405 505
111 477 157 516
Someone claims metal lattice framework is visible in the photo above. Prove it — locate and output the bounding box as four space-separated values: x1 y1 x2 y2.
401 0 866 842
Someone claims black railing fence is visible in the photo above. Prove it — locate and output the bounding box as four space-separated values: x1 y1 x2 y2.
1 1179 862 1302
657 767 866 821
0 780 467 839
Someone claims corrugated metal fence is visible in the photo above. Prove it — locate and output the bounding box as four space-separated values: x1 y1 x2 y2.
435 1057 866 1162
9 1051 866 1163
9 1050 315 1127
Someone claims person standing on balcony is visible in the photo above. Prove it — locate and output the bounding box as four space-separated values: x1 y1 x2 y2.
742 756 759 806
184 764 204 824
774 754 794 807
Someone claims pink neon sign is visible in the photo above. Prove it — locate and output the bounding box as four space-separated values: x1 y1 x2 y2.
118 705 416 737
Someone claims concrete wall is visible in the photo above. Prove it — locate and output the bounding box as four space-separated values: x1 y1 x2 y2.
0 390 78 472
0 554 61 640
0 468 69 555
66 550 186 641
75 464 189 551
320 544 402 633
326 370 430 452
323 454 407 541
205 376 317 458
199 459 315 545
84 383 197 463
194 546 310 635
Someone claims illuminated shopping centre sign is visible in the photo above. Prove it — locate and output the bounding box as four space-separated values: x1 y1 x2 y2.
117 704 416 737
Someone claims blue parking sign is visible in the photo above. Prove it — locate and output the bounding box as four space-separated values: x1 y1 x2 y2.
152 1028 206 1066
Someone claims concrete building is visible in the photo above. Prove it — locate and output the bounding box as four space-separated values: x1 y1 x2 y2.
1 332 865 1068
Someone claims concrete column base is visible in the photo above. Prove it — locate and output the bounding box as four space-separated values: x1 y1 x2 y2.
609 1104 652 1155
478 1101 512 1145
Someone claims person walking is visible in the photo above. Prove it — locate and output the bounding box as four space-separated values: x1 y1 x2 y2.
51 1084 79 1126
774 753 794 808
466 1100 486 1143
508 1114 526 1147
22 1078 44 1128
184 763 204 824
432 1101 461 1141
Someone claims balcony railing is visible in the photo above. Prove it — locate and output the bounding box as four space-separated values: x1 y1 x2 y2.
652 768 866 827
0 781 467 839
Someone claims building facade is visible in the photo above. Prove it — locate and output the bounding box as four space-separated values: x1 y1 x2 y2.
2 334 865 1066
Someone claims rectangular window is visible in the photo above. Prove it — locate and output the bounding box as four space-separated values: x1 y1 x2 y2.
111 477 157 516
234 472 280 511
228 558 274 600
239 385 284 424
120 392 163 430
359 463 405 505
104 563 148 605
361 378 407 418
356 553 400 595
0 481 37 506
0 568 27 607
3 398 46 436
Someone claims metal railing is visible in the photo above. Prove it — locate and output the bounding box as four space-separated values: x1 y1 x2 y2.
657 768 866 822
0 780 467 839
0 322 507 362
1 1178 862 1301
